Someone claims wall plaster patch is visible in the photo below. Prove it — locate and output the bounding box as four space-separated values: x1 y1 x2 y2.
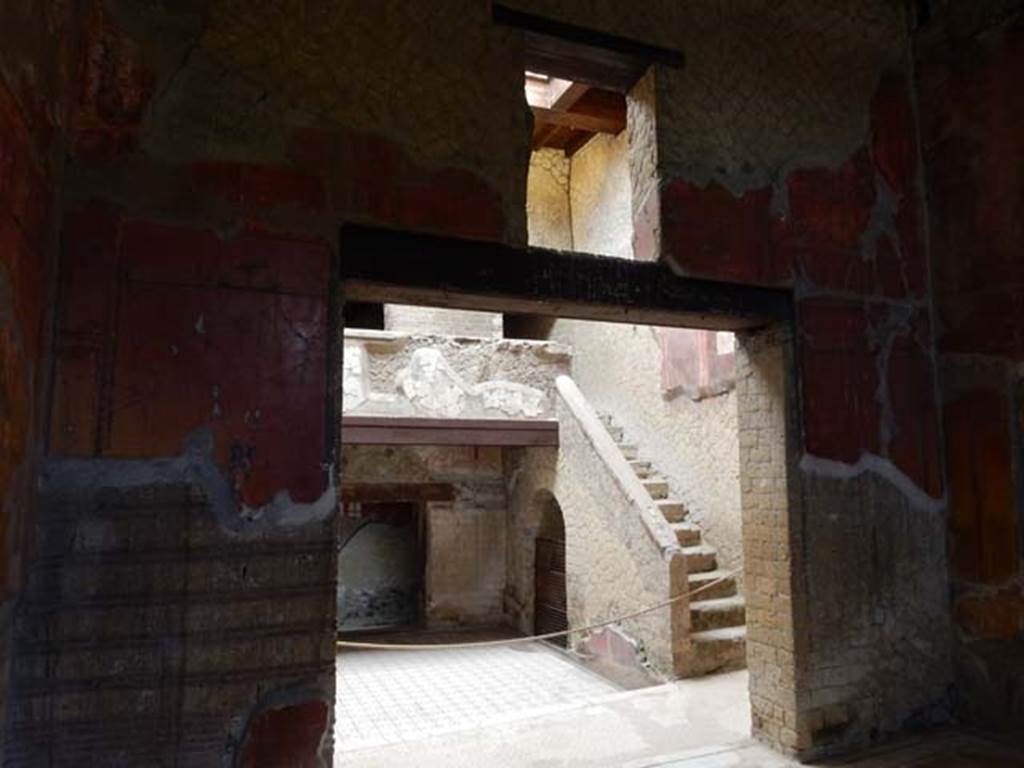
799 452 946 514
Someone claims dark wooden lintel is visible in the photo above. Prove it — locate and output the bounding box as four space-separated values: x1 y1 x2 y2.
341 416 559 447
340 483 456 503
339 225 792 331
494 4 684 93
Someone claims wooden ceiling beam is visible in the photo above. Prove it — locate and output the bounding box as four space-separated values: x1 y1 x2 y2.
532 119 562 148
531 105 624 135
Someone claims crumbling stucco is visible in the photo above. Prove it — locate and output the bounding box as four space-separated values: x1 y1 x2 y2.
99 0 530 244
343 329 571 420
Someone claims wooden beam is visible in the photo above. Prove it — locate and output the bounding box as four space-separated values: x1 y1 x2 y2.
531 105 624 135
339 225 792 331
532 86 622 151
340 483 456 503
532 120 563 148
494 5 684 93
341 416 559 447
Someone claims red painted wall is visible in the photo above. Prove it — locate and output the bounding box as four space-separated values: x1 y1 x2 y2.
916 7 1024 723
30 5 517 762
52 2 512 507
51 210 330 508
658 70 942 500
922 15 1024 361
0 71 49 598
0 3 79 750
0 1 77 597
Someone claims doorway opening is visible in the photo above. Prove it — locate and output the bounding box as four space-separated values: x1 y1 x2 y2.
533 492 568 648
337 500 424 634
336 234 794 765
336 279 792 765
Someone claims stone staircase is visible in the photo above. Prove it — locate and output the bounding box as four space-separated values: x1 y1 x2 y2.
598 412 747 675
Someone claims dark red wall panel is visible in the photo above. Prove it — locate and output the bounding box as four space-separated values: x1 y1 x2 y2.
51 211 330 507
920 15 1024 357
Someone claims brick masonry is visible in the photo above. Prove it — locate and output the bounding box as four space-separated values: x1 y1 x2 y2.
735 327 804 751
6 477 335 766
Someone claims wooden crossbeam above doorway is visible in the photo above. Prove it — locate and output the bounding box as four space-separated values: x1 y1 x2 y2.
339 225 792 332
341 416 559 447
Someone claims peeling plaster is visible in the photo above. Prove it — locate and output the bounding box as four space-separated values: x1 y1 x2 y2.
41 428 336 538
800 452 946 514
869 302 915 454
234 686 331 767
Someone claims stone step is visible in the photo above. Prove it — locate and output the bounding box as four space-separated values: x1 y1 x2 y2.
687 569 737 601
657 500 688 523
628 459 653 478
597 414 623 438
671 522 701 547
641 478 669 500
690 625 747 675
617 443 639 460
682 544 717 573
690 596 746 632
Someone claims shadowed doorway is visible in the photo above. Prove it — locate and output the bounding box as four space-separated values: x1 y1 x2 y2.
338 501 424 632
534 493 568 648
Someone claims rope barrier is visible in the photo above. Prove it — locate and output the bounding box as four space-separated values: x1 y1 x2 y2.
335 574 731 651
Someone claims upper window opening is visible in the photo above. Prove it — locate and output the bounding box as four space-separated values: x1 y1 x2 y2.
495 5 681 159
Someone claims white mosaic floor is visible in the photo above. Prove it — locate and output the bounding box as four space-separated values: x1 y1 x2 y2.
335 640 620 753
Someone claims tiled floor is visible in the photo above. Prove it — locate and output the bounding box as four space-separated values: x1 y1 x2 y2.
334 646 1024 768
336 665 759 767
335 635 620 753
